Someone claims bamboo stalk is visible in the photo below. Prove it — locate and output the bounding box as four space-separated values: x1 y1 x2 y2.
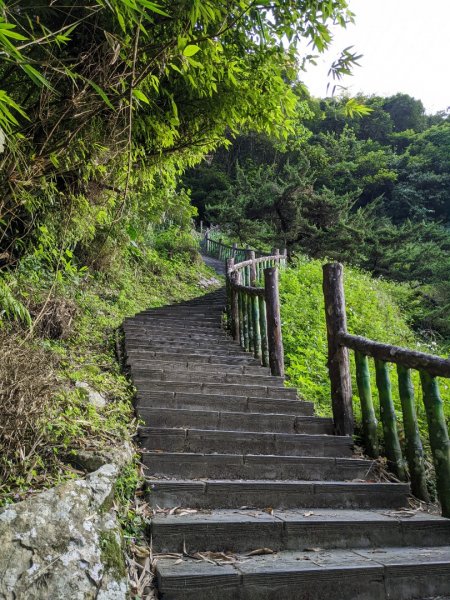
354 351 379 458
375 359 407 481
242 292 249 352
420 372 450 517
397 366 429 502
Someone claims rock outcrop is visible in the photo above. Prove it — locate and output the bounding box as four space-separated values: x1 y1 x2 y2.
0 464 128 600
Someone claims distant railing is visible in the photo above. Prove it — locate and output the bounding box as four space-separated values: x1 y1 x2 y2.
201 232 269 262
323 262 450 518
200 234 287 376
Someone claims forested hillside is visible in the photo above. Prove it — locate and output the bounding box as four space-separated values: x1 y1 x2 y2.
186 93 450 340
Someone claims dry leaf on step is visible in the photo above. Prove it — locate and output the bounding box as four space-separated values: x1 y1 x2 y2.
246 548 275 556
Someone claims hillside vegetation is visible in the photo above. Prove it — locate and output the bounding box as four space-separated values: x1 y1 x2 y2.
187 94 450 341
280 258 449 440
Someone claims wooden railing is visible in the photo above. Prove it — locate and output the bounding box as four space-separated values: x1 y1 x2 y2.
200 234 287 376
201 232 269 262
201 235 450 517
324 262 450 518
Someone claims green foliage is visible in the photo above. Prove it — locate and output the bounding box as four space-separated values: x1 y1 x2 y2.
280 257 414 411
0 277 31 327
188 93 450 342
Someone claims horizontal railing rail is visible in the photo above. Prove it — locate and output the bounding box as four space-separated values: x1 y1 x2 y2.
323 262 450 518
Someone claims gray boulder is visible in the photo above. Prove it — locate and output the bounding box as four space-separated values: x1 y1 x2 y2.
0 464 128 599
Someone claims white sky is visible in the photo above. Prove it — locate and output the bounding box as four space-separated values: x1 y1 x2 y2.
301 0 450 114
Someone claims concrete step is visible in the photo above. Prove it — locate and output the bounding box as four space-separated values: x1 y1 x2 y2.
134 380 299 400
126 342 242 354
124 327 231 340
136 391 315 416
146 479 409 510
138 407 331 433
138 427 353 457
126 346 251 359
131 370 285 388
125 318 222 329
127 359 271 376
126 309 223 318
150 508 450 553
127 351 261 365
155 545 450 600
143 452 372 481
124 332 232 344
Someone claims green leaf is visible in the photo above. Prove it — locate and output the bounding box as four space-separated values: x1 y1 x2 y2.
136 0 169 17
132 89 150 104
86 79 114 109
183 44 201 57
21 65 53 90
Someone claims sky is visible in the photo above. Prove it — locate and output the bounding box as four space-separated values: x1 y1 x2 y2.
301 0 450 114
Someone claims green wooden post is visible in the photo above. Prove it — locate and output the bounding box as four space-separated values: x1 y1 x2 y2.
420 372 450 517
259 296 269 367
375 359 407 481
238 290 244 348
354 351 379 458
397 366 430 502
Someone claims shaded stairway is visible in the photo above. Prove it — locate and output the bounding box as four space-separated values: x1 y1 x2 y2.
124 259 450 600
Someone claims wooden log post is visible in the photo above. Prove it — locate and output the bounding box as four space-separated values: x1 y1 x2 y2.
230 272 239 341
322 263 354 436
354 351 379 458
200 220 203 235
259 295 269 367
397 366 429 502
264 267 284 377
420 372 450 517
232 242 237 258
375 359 407 481
205 231 209 254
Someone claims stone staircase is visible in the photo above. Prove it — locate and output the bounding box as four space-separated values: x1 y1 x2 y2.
124 261 450 600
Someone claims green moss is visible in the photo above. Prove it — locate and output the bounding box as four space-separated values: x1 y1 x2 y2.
100 530 127 580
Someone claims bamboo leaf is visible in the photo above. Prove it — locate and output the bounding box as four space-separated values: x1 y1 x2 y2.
132 89 150 104
86 79 114 109
183 44 201 57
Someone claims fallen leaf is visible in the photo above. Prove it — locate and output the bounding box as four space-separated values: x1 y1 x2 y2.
246 548 275 556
